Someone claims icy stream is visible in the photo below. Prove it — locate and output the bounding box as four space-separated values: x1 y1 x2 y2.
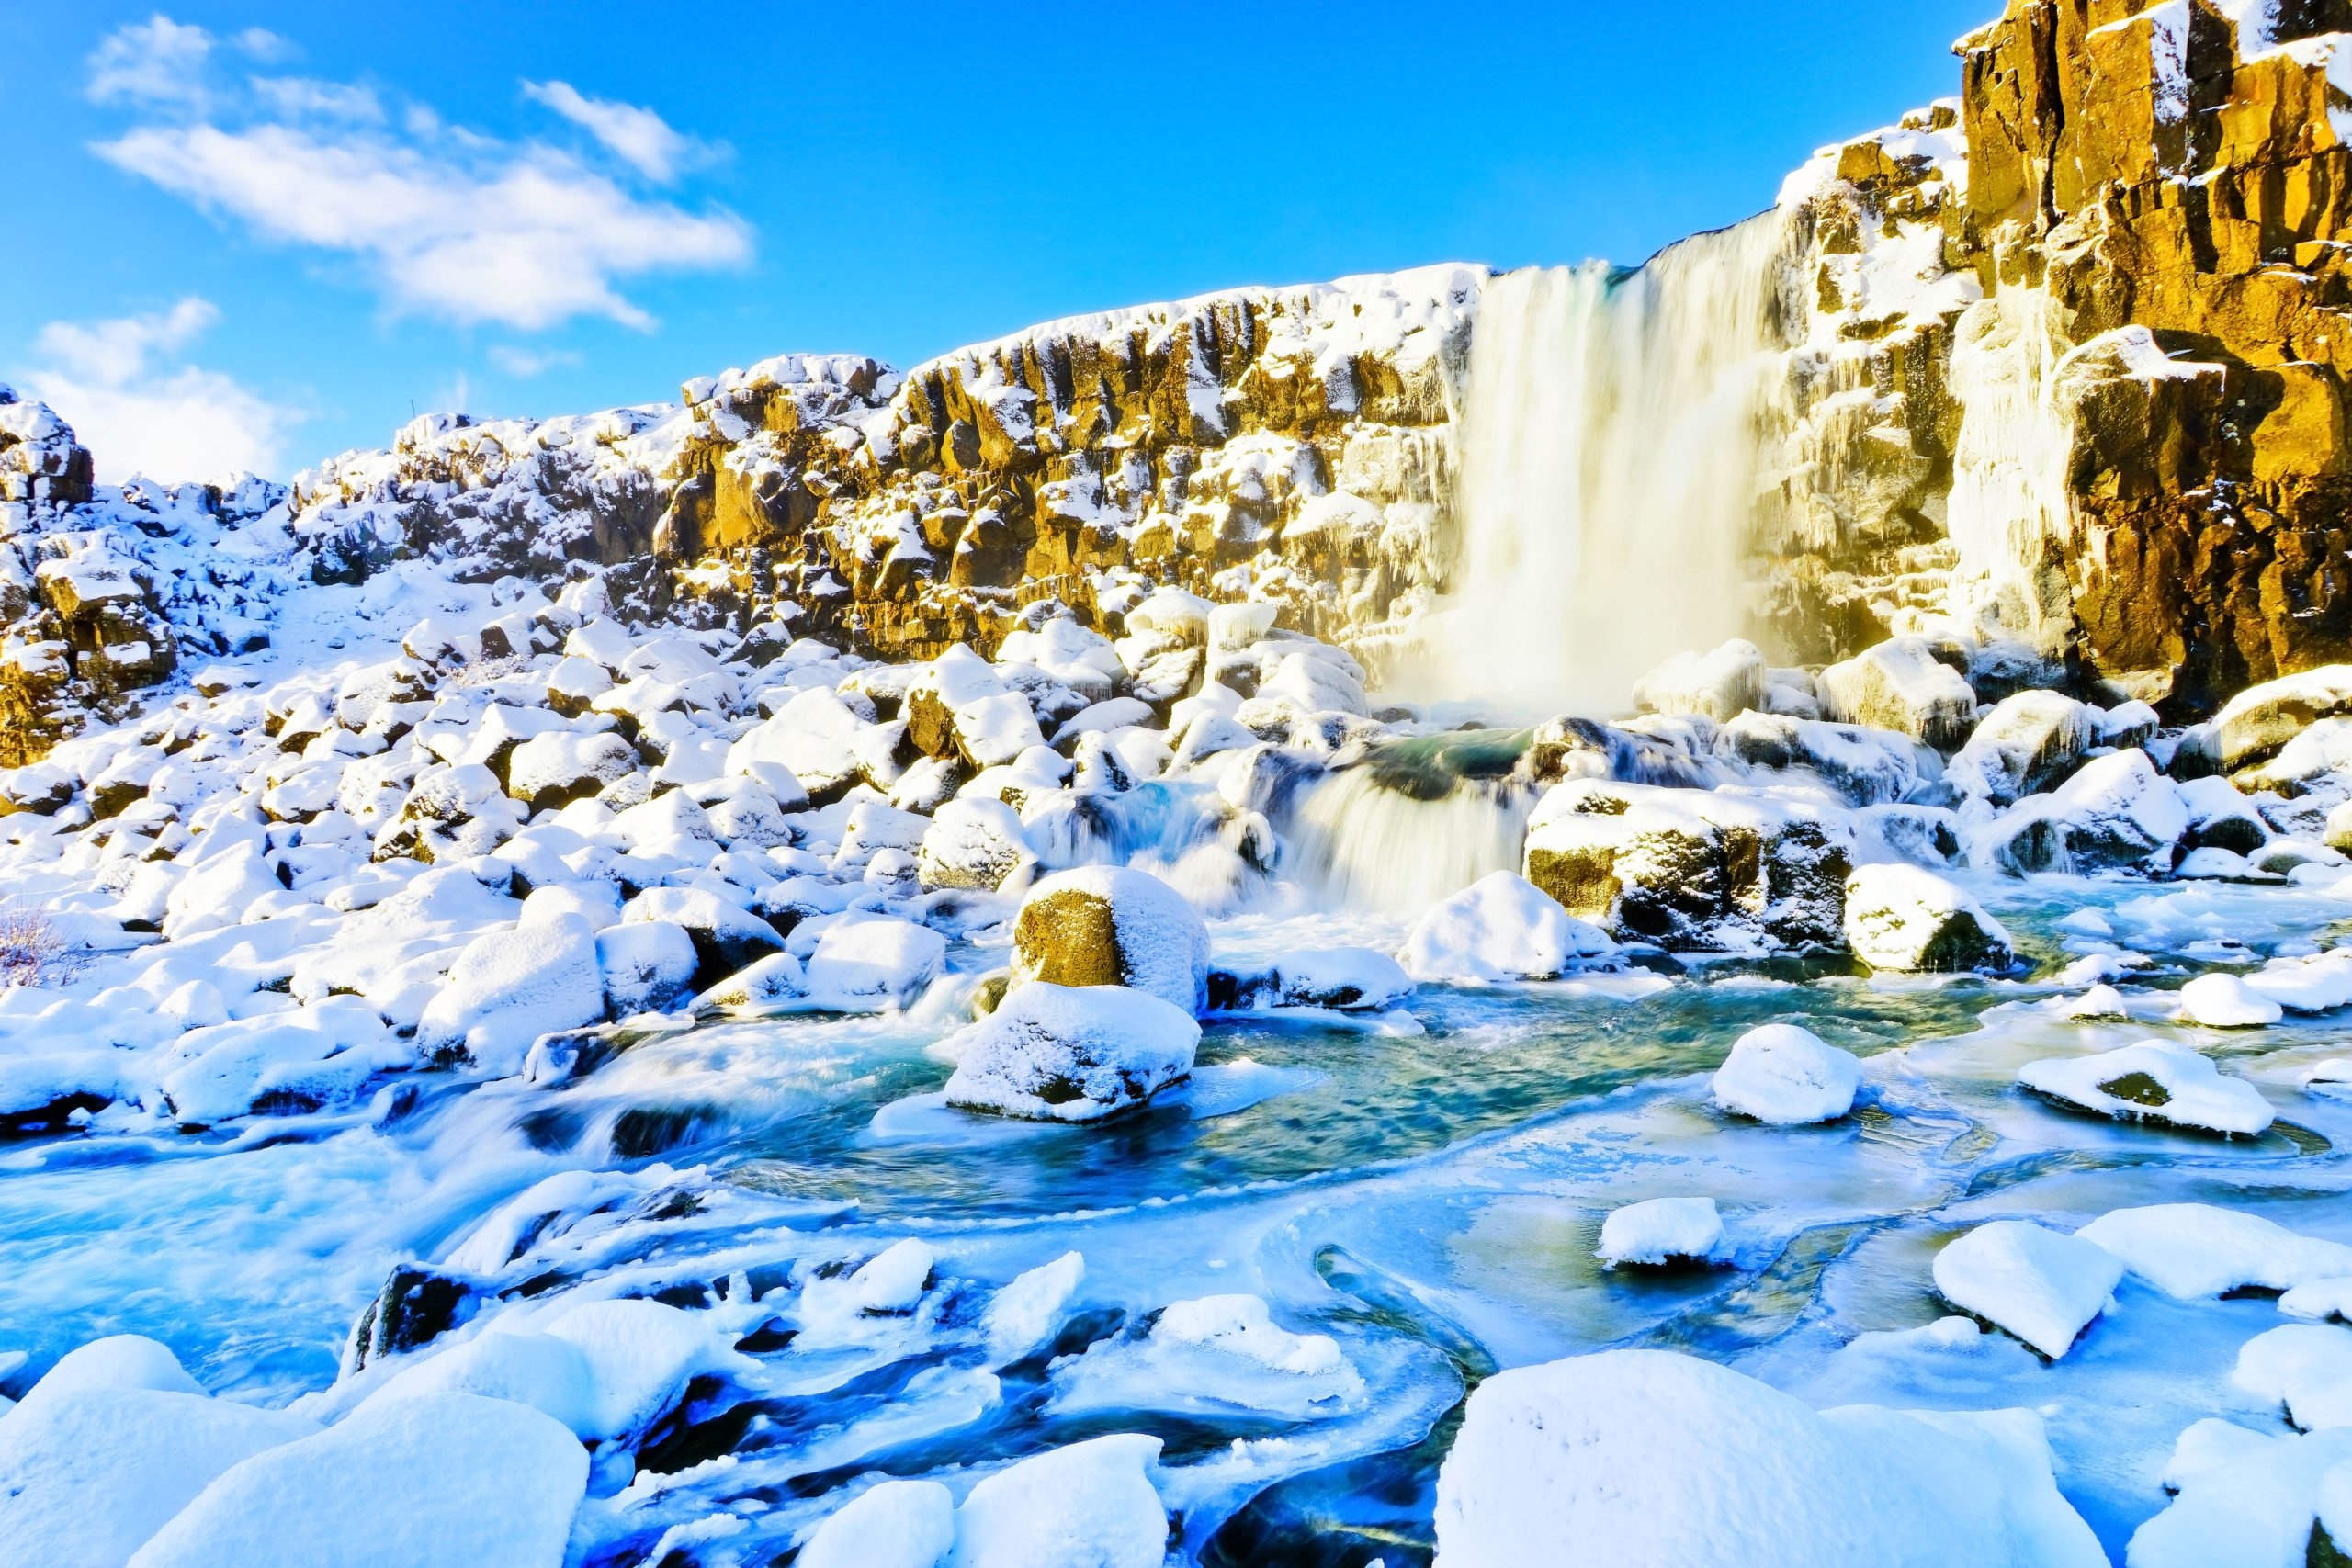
9 869 2352 1564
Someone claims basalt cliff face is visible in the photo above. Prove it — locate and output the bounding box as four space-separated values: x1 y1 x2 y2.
12 0 2352 761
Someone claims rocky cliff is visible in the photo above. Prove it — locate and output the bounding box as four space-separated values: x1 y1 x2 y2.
15 0 2352 759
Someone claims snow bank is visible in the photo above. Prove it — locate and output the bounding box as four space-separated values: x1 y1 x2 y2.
1401 870 1615 984
1432 1348 2103 1567
126 1392 586 1568
2074 1204 2352 1297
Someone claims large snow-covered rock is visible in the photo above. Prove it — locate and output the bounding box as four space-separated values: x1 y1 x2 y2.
1596 1197 1725 1268
414 912 605 1076
916 795 1033 892
2176 971 2283 1028
1432 1348 2103 1567
594 920 698 1014
2018 1040 2273 1135
504 729 637 813
1817 637 1979 750
1712 1023 1862 1124
1714 713 1928 807
943 982 1200 1122
619 886 786 988
797 1479 958 1568
1632 638 1768 724
1974 749 2188 875
2215 663 2352 772
1400 870 1615 984
802 917 944 1010
949 1433 1167 1568
1930 1221 2123 1359
1841 863 2013 972
1946 690 2098 806
125 1392 587 1568
1011 866 1209 1013
1522 780 1851 952
0 1385 318 1568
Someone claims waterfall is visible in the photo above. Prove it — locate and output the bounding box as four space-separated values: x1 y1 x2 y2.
1284 766 1539 912
1943 288 2077 649
1427 209 1807 716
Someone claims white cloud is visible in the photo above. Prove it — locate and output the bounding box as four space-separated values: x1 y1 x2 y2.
488 344 582 378
18 299 299 484
86 20 752 333
249 75 382 122
86 15 216 109
520 80 715 183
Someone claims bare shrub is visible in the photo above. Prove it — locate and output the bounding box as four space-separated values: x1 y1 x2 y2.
0 901 75 987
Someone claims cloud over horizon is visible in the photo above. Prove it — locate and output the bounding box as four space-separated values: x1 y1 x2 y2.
85 16 752 333
18 298 301 484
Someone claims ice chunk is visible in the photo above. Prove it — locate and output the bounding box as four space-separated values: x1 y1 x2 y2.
1400 870 1615 984
983 1252 1085 1365
943 982 1199 1122
1930 1220 2122 1359
2018 1040 2273 1134
1596 1196 1725 1267
1154 1293 1346 1376
1711 1023 1861 1124
847 1238 936 1314
126 1392 587 1568
798 1478 956 1568
2075 1204 2352 1298
1432 1348 2104 1567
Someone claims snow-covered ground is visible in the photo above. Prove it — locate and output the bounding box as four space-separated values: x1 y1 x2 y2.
8 551 2352 1565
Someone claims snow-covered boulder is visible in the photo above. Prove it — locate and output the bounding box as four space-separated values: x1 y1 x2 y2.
1974 748 2188 875
1011 866 1209 1014
2075 1204 2352 1298
2177 971 2284 1027
943 982 1199 1122
1633 638 1769 723
950 1433 1167 1568
2125 1417 2352 1568
2241 947 2352 1013
1522 780 1851 952
1432 1348 2103 1567
1841 863 2013 972
726 687 869 800
374 762 525 864
2233 1324 2352 1431
691 950 808 1012
2018 1040 2273 1135
1206 948 1415 1012
618 887 786 989
797 1478 956 1568
802 918 944 1010
1715 713 1928 807
2215 663 2352 773
1818 637 1980 750
1946 690 2098 806
0 1379 318 1568
2177 773 2270 854
1400 870 1615 984
1852 802 1963 865
415 913 605 1075
125 1392 587 1568
1596 1197 1725 1268
504 730 637 814
1711 1023 1861 1124
1931 1221 2123 1359
594 921 698 1014
916 795 1034 893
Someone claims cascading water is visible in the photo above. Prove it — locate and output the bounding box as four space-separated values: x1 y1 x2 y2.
1943 287 2078 649
1283 731 1541 912
1427 208 1809 716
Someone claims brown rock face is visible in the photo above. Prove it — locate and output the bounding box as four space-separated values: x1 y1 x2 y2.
1952 0 2352 707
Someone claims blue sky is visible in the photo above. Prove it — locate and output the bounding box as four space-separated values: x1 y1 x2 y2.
0 2 1992 483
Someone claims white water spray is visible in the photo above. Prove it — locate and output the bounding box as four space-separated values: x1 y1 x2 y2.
1430 209 1806 716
